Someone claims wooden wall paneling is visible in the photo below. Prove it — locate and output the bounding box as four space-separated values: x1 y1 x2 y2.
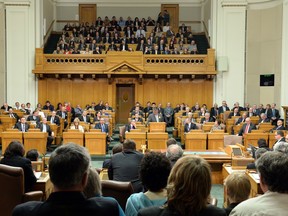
38 79 48 104
59 79 73 104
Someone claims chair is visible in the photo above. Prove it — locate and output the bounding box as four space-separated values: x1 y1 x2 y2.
0 164 43 216
101 180 134 210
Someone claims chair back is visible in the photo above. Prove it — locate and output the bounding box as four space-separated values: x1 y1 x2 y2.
101 180 134 210
0 164 24 216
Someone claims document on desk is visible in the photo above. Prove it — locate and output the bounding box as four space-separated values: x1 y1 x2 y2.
34 172 42 179
251 173 260 181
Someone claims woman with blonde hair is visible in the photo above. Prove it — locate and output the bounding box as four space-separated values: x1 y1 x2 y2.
70 117 84 132
138 155 226 216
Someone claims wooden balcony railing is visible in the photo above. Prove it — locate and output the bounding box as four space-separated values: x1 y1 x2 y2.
33 48 216 79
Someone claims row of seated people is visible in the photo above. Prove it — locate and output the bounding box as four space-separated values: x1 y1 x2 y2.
55 33 198 54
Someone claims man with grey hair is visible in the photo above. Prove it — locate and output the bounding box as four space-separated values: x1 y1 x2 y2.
13 143 120 216
166 144 184 166
273 141 288 154
246 148 268 169
230 151 288 215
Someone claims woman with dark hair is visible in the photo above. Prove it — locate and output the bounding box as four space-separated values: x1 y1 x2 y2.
138 156 226 216
0 141 37 192
125 152 171 216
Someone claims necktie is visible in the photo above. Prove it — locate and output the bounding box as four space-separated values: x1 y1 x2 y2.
51 117 54 123
272 109 275 117
156 115 159 122
22 124 25 132
245 124 250 134
101 124 105 132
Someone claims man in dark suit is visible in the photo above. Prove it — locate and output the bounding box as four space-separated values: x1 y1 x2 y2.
237 117 256 136
14 117 29 132
218 100 230 114
125 119 137 132
47 111 60 126
264 104 273 120
201 112 214 124
228 108 240 119
78 111 90 124
56 107 68 128
1 102 12 111
36 117 54 150
246 148 268 170
270 103 280 125
184 118 197 133
133 113 143 123
102 144 123 169
273 130 286 149
108 139 144 192
42 100 54 111
235 112 247 125
94 118 109 134
27 110 41 124
13 143 119 216
95 100 105 111
147 108 164 125
272 119 286 131
7 108 19 122
258 113 270 124
119 40 129 51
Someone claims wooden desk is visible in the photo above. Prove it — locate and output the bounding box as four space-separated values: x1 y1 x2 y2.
174 150 231 184
246 172 263 197
147 132 168 149
33 172 53 200
63 131 84 146
0 116 16 131
244 133 268 148
1 131 23 154
185 132 207 150
207 133 228 150
23 132 48 155
148 122 166 132
85 132 106 155
125 132 146 150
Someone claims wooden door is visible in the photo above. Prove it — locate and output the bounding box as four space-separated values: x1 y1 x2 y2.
161 4 179 33
116 84 135 124
79 4 96 25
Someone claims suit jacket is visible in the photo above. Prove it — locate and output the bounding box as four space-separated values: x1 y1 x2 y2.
201 117 214 124
0 156 36 192
147 113 164 124
1 105 12 111
36 123 52 136
264 108 273 119
133 117 143 123
95 123 109 133
236 117 246 125
125 124 136 132
108 150 144 192
228 112 240 119
184 122 197 132
42 105 54 111
12 191 119 216
218 106 230 114
14 122 29 132
272 125 286 131
258 118 270 124
56 111 67 120
8 112 19 121
78 115 90 123
27 115 41 123
238 123 256 136
47 115 60 126
119 44 129 51
210 108 219 118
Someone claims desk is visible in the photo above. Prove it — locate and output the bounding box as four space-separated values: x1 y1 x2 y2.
153 149 231 184
1 131 23 154
33 172 53 200
85 132 106 155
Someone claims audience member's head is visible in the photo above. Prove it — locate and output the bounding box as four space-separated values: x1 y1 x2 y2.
224 172 251 204
273 141 288 154
166 144 184 166
26 149 39 161
167 156 211 215
112 143 123 154
140 152 171 192
4 141 25 158
49 143 90 191
123 139 136 151
166 138 177 147
83 167 102 198
255 148 268 159
257 138 268 149
256 151 288 193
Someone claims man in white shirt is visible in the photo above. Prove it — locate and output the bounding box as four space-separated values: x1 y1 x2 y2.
230 151 288 216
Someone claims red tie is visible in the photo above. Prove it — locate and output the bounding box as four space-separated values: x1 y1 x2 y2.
245 124 250 134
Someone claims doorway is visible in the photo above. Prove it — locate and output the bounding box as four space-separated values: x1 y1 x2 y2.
161 4 179 33
79 4 96 25
116 84 135 124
